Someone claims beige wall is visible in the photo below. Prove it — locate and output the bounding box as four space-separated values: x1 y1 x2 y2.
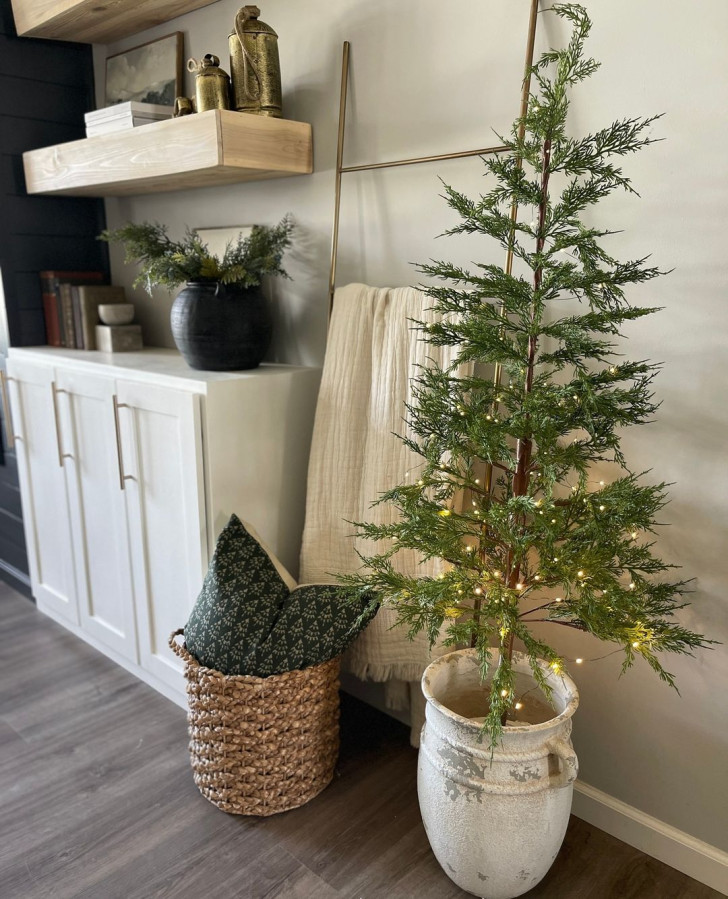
95 0 728 856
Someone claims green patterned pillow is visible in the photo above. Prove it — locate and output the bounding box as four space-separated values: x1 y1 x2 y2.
244 584 377 677
184 514 292 674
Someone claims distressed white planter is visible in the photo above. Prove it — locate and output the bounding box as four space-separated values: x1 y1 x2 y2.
418 649 579 899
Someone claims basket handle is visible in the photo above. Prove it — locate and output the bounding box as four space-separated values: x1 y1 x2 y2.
169 628 192 661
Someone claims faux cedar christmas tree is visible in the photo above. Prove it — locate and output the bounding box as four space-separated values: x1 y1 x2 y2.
346 3 711 743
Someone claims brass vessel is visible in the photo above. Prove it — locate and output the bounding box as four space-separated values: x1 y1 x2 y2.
173 96 195 117
187 54 231 113
229 5 282 118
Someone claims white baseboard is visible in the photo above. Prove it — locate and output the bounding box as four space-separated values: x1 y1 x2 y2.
573 780 728 895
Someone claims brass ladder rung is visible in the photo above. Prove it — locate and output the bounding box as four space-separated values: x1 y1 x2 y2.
328 0 541 316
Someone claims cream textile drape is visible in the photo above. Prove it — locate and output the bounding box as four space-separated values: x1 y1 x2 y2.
299 283 472 741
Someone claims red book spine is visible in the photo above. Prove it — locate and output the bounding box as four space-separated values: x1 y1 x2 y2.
40 272 61 347
39 271 104 347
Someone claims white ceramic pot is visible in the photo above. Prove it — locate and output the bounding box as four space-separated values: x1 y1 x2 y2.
418 649 579 899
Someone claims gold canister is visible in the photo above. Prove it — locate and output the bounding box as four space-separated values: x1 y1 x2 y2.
229 5 282 118
187 54 231 113
173 96 195 117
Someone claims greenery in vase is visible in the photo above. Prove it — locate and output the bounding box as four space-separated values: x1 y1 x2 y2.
343 4 712 744
99 215 294 293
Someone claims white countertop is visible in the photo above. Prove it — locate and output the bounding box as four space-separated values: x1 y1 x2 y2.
9 346 319 393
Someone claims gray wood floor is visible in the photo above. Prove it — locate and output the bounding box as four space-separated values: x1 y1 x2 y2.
0 585 721 899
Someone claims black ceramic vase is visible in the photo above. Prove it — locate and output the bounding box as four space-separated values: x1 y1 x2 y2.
170 281 273 371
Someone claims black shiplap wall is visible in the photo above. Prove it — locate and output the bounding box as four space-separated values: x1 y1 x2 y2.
0 0 108 594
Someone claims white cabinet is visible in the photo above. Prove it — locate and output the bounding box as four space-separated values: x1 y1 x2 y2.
57 366 138 662
9 358 78 625
117 379 206 692
7 347 320 707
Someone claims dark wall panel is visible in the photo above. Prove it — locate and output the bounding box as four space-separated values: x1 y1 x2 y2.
0 0 108 593
5 233 108 272
0 33 99 85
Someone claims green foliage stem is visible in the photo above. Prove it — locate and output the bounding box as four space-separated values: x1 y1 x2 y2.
99 215 294 293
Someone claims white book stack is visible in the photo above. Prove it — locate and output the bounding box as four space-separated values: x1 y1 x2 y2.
85 102 174 137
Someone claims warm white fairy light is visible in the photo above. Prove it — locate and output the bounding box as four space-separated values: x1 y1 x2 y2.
577 570 585 578
516 582 524 591
515 701 523 710
474 587 483 595
599 480 605 486
575 658 583 664
631 531 638 540
629 582 636 590
599 505 606 511
493 570 502 579
534 575 541 581
555 597 563 603
632 641 640 649
500 689 508 698
551 518 557 524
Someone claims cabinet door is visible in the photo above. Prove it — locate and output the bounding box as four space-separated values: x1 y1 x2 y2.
55 368 137 662
116 380 207 691
6 359 77 623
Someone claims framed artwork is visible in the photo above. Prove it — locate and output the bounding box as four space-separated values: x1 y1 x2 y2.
196 227 255 259
105 32 183 107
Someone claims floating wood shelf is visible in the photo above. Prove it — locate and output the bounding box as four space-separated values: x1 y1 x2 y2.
10 0 220 42
22 110 314 197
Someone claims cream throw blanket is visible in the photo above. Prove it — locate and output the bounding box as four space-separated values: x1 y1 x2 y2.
300 283 471 741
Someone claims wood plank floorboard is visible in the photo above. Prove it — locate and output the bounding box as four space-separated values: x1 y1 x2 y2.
0 585 721 899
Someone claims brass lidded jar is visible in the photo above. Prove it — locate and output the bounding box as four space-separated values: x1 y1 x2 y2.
229 5 282 118
188 54 231 113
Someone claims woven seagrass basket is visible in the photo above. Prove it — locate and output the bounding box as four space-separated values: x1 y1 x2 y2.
169 629 340 816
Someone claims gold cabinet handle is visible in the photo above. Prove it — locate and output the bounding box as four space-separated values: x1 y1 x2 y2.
112 394 133 491
50 380 72 468
0 370 17 450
